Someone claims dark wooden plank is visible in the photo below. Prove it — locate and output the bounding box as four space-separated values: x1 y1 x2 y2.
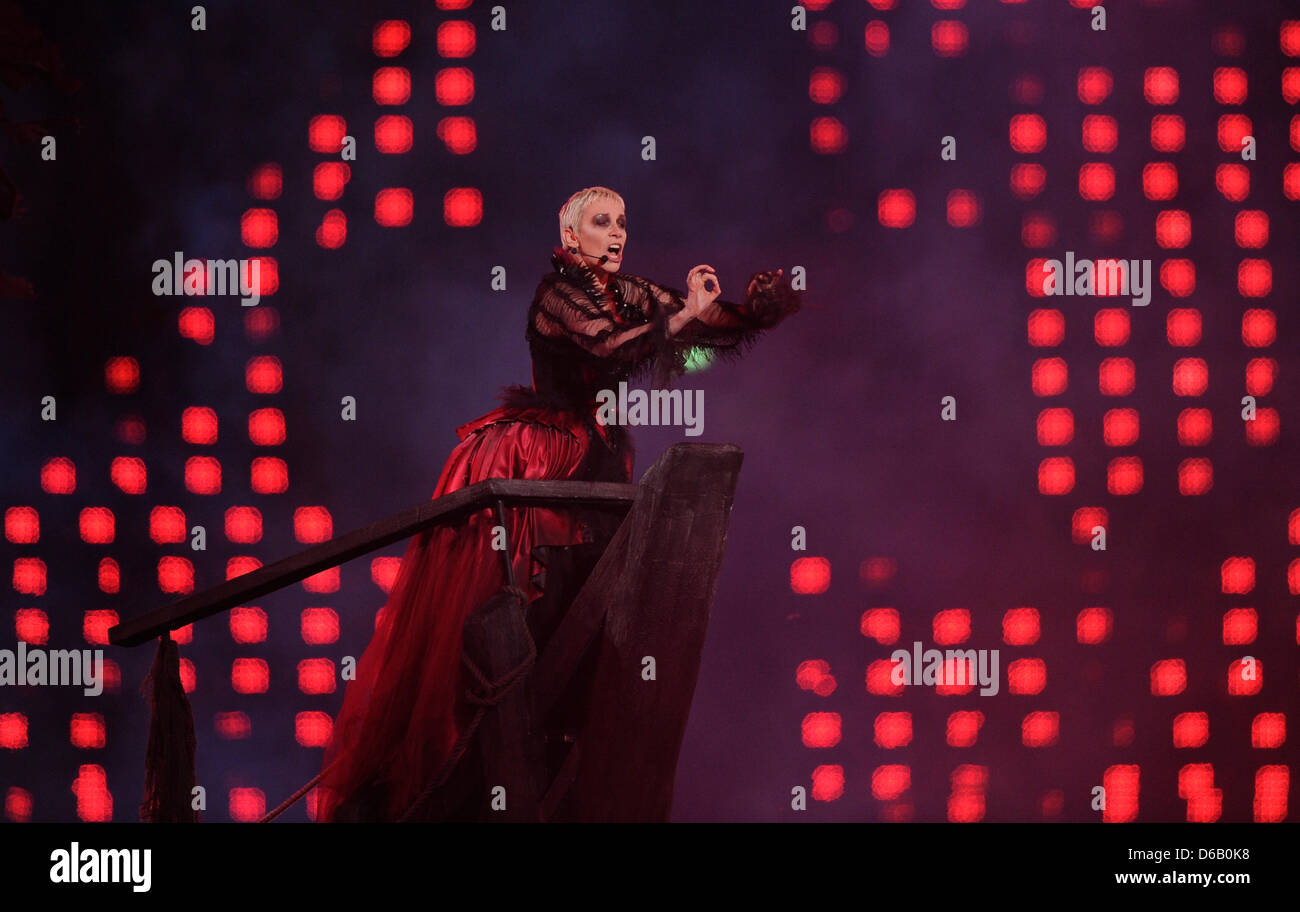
109 479 635 647
549 443 743 822
460 590 544 822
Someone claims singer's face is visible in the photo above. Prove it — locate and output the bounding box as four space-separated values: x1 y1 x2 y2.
569 200 626 273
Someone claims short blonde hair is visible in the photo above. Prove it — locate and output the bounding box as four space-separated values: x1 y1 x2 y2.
558 186 624 245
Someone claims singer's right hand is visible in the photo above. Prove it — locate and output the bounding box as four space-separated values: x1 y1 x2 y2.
685 264 721 316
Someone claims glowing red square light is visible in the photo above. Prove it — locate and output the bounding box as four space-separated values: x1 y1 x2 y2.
802 712 841 748
809 116 847 154
1228 658 1262 695
1177 408 1212 446
1007 658 1046 695
1178 458 1213 496
303 567 340 593
15 608 49 643
1285 68 1300 104
1149 114 1185 152
5 507 38 544
860 607 900 644
1144 67 1179 104
1172 713 1209 748
1077 607 1112 644
241 208 278 248
877 189 915 228
308 115 347 153
1037 457 1074 495
1094 309 1129 346
790 557 830 594
930 20 967 56
444 187 483 227
1217 114 1252 153
97 558 119 594
1221 557 1255 594
244 356 282 395
1213 67 1247 104
437 116 477 154
1151 658 1187 695
1103 409 1139 447
1216 163 1250 201
810 765 844 802
1234 211 1268 248
437 20 476 58
436 67 474 106
1077 67 1112 104
1037 407 1073 445
1251 714 1285 749
178 307 215 345
232 658 269 694
1172 358 1208 396
374 115 413 154
301 608 340 645
229 788 265 823
157 556 194 594
182 406 218 444
294 506 333 543
1022 712 1058 747
1021 213 1056 249
375 188 414 227
1155 209 1190 248
225 506 263 544
313 161 350 201
372 67 411 105
41 457 76 494
872 765 911 801
932 608 970 645
1245 408 1279 446
1242 309 1276 347
1082 115 1117 153
1222 607 1257 645
247 162 282 200
105 356 139 394
372 20 410 57
1166 308 1201 346
864 20 889 56
1245 358 1276 396
295 712 334 749
69 713 106 750
1010 163 1046 199
1099 358 1135 396
1009 114 1046 153
0 715 29 750
316 209 347 249
808 67 843 104
946 711 984 747
1142 162 1178 200
1107 456 1143 495
229 606 267 644
1160 259 1195 297
79 506 115 543
1031 357 1067 396
1238 259 1272 297
1027 309 1063 346
248 408 286 446
874 712 912 749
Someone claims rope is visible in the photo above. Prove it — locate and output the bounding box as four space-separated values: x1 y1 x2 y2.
258 761 336 823
258 586 538 824
397 613 536 822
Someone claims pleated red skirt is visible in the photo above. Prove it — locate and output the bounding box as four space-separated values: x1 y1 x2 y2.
316 402 630 821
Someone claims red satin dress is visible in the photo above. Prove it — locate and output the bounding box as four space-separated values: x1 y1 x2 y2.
316 248 796 821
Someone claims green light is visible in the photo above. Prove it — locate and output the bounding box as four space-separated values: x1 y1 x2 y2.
683 346 714 373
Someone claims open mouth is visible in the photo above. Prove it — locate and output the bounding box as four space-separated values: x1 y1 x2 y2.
606 244 622 259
